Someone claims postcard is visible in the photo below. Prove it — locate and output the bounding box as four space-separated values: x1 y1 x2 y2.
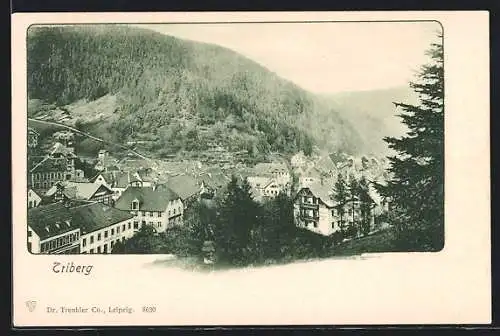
12 11 490 327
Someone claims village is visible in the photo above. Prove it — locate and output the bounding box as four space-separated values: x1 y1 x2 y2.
27 126 392 256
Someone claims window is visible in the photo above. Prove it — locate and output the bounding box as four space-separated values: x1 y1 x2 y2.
27 242 32 252
82 238 87 247
111 228 114 235
103 245 108 253
128 223 131 230
158 212 162 217
97 246 101 253
90 248 94 254
141 211 146 216
104 231 108 238
313 222 318 228
27 230 32 237
116 227 120 234
97 233 101 241
28 200 33 209
131 200 139 210
149 211 154 217
133 222 139 229
90 235 94 244
173 208 176 215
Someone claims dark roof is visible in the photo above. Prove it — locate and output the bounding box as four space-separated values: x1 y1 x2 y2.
70 202 134 235
114 186 181 212
164 174 200 200
296 182 334 207
28 201 86 240
28 201 134 239
199 172 230 189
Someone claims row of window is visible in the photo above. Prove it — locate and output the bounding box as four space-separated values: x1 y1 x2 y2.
83 237 126 254
82 221 133 247
40 232 80 252
28 200 40 209
264 189 280 196
92 194 112 205
32 171 65 181
131 208 182 218
303 221 339 230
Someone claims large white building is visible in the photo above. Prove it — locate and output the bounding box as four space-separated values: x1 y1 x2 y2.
293 182 378 237
27 201 83 254
114 185 184 233
27 200 135 254
76 202 135 254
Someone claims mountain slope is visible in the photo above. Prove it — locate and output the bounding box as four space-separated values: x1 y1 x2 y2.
27 24 366 159
321 87 418 155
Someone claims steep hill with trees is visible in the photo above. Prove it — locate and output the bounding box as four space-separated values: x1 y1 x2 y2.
27 25 366 158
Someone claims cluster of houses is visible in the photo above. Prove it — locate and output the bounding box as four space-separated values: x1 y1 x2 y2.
26 128 391 255
26 128 245 255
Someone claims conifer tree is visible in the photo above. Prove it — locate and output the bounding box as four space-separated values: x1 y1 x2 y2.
376 36 444 251
333 173 348 233
358 176 372 236
347 174 359 235
216 175 260 265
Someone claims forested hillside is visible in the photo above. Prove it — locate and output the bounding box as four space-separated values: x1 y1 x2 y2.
27 25 366 158
322 87 418 155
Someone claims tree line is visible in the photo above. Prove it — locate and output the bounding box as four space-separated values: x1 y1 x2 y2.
112 176 333 265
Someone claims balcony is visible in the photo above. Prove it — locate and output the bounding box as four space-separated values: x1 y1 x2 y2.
299 213 319 221
300 202 319 209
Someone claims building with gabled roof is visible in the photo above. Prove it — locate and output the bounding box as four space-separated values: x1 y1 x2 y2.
246 176 287 202
44 181 114 206
114 186 184 233
253 162 291 185
27 201 84 254
74 202 135 254
293 182 337 236
27 200 135 254
91 171 141 200
162 174 201 205
293 179 379 237
28 188 42 209
28 156 71 193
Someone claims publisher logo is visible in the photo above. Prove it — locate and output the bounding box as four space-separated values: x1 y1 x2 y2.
25 300 37 312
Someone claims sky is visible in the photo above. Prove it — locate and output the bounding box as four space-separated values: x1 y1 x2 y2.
132 22 441 94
